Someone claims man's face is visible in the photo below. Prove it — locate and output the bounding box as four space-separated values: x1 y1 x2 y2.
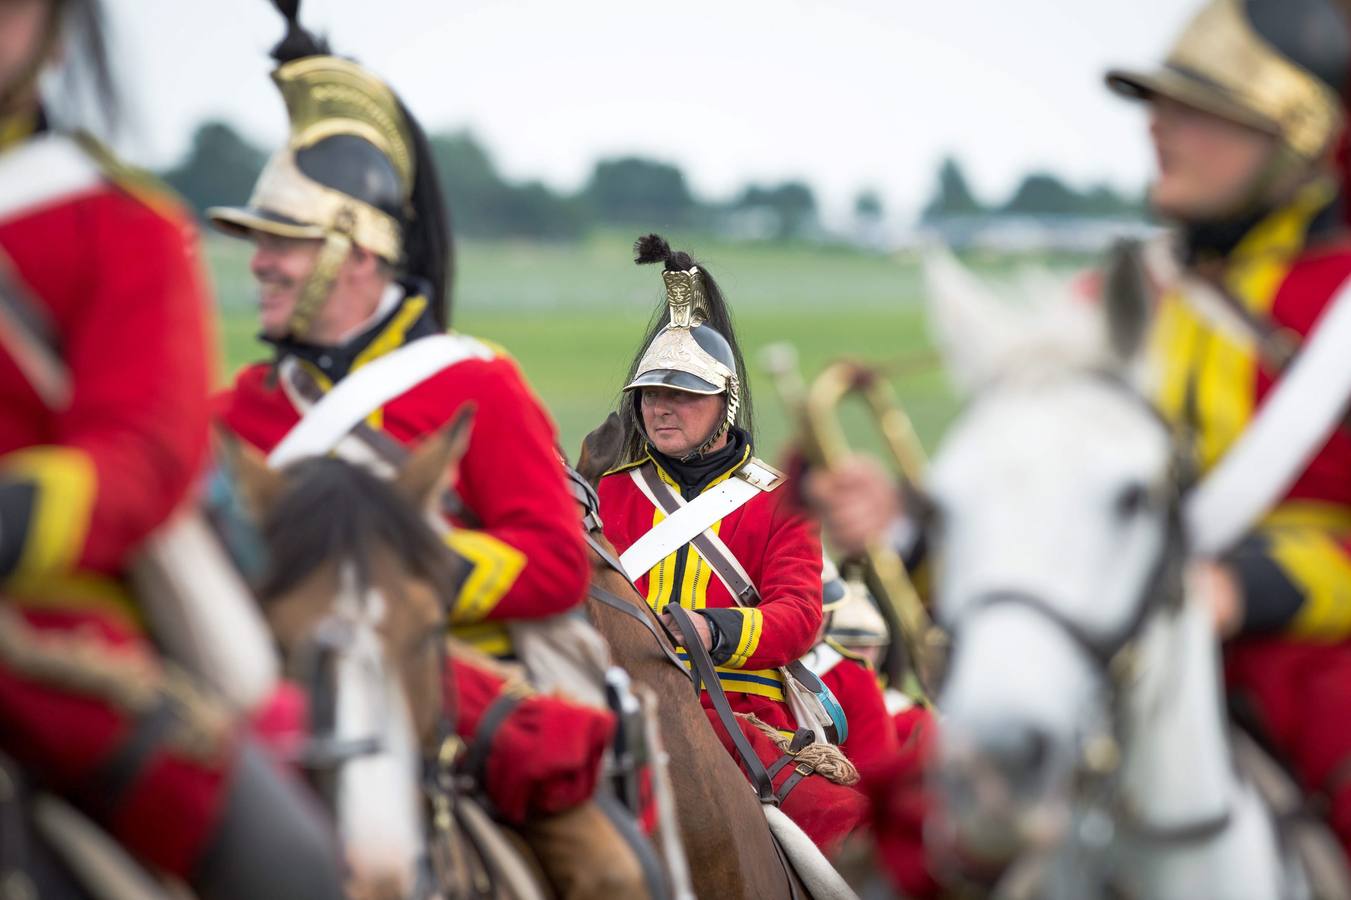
249 232 322 338
0 0 50 110
640 387 726 457
1148 96 1277 222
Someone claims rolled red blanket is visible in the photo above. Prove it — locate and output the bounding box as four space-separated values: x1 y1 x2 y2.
449 657 615 824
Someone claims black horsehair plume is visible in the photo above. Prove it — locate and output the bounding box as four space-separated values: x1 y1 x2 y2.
269 0 330 62
262 0 454 327
616 234 756 464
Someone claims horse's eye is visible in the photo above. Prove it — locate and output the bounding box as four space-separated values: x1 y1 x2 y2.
1115 482 1149 519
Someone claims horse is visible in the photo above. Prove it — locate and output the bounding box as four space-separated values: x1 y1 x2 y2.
573 416 821 900
222 410 547 900
917 247 1336 899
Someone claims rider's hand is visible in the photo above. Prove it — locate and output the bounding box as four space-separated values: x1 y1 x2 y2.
661 610 713 653
802 454 904 557
1187 560 1244 639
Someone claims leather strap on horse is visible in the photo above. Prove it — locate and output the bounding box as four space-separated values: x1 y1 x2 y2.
461 691 526 807
664 603 776 805
563 463 604 534
587 580 690 680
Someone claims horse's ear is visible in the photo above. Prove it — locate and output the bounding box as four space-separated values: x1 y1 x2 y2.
576 411 624 486
922 245 1025 394
396 403 475 510
213 424 284 520
1101 238 1152 364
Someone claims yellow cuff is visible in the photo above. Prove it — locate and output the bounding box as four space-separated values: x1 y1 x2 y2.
2 447 96 578
444 529 525 624
1267 527 1351 640
725 607 764 669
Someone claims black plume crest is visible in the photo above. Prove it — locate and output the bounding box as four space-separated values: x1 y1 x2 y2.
634 234 673 266
269 0 329 63
633 233 697 272
615 233 756 465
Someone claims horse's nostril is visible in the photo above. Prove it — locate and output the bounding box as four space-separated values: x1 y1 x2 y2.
976 721 1053 786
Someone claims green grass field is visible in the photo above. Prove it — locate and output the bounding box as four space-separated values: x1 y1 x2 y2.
209 232 1079 462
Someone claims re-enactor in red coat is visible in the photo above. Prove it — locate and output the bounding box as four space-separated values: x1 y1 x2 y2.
0 4 344 897
208 70 586 661
206 29 644 899
596 236 822 736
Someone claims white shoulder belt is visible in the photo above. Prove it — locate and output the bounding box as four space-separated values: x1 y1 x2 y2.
618 458 780 584
1184 275 1351 555
0 134 102 224
269 334 492 469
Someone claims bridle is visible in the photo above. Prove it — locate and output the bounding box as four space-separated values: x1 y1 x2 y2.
934 368 1234 849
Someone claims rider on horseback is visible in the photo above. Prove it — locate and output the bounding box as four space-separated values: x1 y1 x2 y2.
0 1 344 896
600 235 824 736
598 236 869 851
210 15 588 663
1106 0 1351 865
210 7 652 897
811 0 1351 881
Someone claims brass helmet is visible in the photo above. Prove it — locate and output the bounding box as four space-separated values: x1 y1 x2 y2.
1107 0 1349 164
620 235 751 461
209 3 450 338
822 555 890 649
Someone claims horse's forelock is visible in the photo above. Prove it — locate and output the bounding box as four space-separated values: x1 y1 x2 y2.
256 456 462 605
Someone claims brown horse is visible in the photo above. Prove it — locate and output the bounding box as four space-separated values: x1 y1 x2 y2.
575 414 807 900
222 413 546 900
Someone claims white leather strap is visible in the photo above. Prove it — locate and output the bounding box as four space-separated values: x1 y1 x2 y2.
1185 276 1351 555
0 134 102 224
269 334 491 469
619 470 760 581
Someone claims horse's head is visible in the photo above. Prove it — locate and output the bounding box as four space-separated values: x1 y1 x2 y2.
922 245 1186 865
220 409 473 895
577 411 625 488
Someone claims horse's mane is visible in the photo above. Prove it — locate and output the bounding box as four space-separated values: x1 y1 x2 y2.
256 456 462 604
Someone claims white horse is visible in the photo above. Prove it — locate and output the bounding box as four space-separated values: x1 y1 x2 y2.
919 248 1310 900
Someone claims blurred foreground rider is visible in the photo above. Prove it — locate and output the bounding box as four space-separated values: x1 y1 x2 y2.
1107 0 1351 862
810 0 1351 873
210 6 647 896
0 1 343 896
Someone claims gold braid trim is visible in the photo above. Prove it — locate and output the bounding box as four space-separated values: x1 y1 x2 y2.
739 712 860 786
0 608 233 762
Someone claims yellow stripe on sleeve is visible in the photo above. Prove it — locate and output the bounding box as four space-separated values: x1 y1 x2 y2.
724 607 765 669
444 529 525 624
1267 526 1351 640
2 447 97 578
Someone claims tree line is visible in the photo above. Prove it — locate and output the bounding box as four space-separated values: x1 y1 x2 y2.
921 156 1145 222
162 121 1143 242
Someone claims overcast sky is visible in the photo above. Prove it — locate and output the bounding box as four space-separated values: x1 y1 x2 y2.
100 0 1194 222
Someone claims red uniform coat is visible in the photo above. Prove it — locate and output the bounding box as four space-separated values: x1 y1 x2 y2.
1145 181 1351 860
0 130 233 878
808 641 900 771
217 298 588 656
597 449 822 732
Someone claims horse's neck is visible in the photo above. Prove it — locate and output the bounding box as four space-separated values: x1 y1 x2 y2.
1112 600 1286 899
1119 599 1234 825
